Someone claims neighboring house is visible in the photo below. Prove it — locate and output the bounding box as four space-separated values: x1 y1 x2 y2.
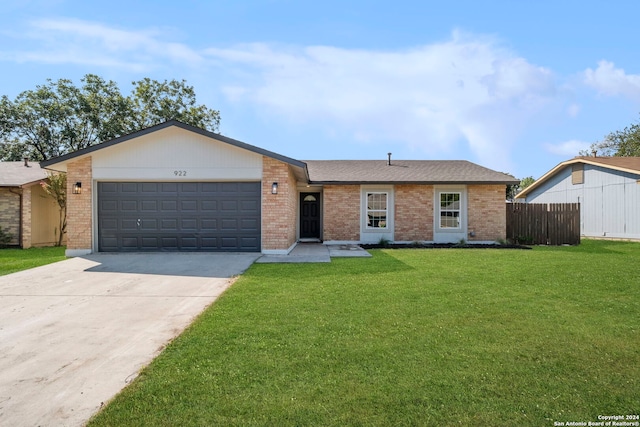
40 120 518 257
0 160 62 248
515 156 640 240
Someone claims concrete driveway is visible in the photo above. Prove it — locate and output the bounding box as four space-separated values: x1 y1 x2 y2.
0 252 259 427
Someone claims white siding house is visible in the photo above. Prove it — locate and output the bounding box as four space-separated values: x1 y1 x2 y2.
515 156 640 240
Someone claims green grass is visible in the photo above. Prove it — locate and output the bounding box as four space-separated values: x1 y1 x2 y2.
0 246 66 276
88 240 640 426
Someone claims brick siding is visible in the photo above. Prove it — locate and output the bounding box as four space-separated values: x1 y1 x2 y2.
467 184 507 241
20 186 32 248
323 185 360 241
0 187 20 245
262 157 297 251
395 184 434 241
66 157 93 250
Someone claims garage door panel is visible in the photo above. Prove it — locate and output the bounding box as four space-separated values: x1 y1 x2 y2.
121 183 137 192
121 200 137 211
98 182 261 252
141 200 158 211
161 200 177 211
201 219 217 230
202 200 217 211
181 219 197 230
180 200 198 211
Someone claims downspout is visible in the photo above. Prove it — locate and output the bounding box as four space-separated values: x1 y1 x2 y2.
8 187 23 248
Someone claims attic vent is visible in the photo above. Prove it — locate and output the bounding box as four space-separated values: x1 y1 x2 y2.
572 163 584 185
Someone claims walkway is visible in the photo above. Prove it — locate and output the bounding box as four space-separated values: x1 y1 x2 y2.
256 243 371 263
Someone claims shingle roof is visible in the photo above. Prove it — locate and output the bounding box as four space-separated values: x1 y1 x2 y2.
0 161 48 187
305 160 518 184
515 156 640 199
573 156 640 172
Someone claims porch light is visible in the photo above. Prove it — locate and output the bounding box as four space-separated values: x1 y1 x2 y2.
73 182 82 195
271 182 278 194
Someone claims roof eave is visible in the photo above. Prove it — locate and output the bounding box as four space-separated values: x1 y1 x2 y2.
311 180 518 185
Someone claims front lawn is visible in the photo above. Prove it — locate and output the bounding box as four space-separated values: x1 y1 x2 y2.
0 246 66 276
88 240 640 426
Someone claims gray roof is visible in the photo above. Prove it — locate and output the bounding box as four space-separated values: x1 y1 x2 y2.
0 161 49 187
305 160 518 184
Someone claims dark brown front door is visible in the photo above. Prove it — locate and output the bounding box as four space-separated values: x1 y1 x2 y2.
300 193 321 239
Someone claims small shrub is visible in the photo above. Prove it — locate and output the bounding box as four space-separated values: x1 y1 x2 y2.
0 227 13 247
378 237 391 248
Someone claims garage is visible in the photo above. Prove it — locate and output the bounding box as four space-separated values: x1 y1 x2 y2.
98 181 261 252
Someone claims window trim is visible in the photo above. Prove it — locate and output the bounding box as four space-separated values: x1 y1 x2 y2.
438 191 462 230
365 191 389 229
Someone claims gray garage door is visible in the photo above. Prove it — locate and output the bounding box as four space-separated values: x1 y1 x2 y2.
98 182 261 252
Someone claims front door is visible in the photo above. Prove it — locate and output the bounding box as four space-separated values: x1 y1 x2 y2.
300 193 321 239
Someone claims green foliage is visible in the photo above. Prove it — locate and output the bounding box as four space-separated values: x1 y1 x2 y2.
0 74 221 161
88 240 640 426
377 237 390 247
0 226 13 247
580 115 640 157
0 246 66 276
130 78 220 131
40 172 67 246
519 176 535 190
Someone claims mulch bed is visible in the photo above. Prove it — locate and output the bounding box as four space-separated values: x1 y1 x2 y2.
360 243 532 250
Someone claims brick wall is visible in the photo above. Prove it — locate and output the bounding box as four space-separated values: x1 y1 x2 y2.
467 184 507 241
323 185 360 241
395 184 434 241
0 187 20 245
66 157 93 250
21 186 32 248
262 157 297 251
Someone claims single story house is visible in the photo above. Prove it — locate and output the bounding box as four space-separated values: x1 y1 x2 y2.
515 156 640 240
0 160 62 248
40 120 518 257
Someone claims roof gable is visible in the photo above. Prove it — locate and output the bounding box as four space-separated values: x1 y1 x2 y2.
40 120 307 171
516 156 640 199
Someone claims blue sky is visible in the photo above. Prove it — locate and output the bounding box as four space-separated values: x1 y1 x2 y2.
2 0 640 180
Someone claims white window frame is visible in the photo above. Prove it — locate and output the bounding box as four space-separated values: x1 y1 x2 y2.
438 191 462 229
365 192 389 229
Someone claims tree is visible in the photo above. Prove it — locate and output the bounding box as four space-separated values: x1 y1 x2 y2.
0 75 220 161
130 78 220 131
505 175 536 200
519 176 535 190
580 116 640 157
40 172 67 246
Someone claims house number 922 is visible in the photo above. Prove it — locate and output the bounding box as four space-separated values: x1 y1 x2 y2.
174 170 187 177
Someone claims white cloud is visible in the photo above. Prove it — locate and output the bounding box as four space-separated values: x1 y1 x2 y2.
567 103 580 117
1 19 564 171
205 32 558 170
584 60 640 101
544 139 591 156
9 18 202 71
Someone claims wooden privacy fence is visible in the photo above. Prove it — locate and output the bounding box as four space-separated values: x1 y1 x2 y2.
506 203 580 245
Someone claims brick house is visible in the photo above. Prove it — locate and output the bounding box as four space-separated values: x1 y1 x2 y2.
0 160 62 248
40 121 518 256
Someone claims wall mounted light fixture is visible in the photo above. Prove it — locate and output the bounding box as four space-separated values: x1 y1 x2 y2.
73 182 82 195
271 182 278 194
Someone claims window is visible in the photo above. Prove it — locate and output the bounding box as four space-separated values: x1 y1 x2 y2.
439 192 461 229
366 192 387 229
